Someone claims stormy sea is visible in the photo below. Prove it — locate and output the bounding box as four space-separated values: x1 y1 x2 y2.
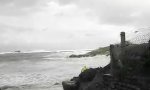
0 50 110 90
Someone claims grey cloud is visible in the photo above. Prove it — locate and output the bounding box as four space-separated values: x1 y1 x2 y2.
0 0 42 8
57 0 150 27
1 0 150 27
57 0 78 5
0 23 34 33
0 0 50 16
0 0 12 4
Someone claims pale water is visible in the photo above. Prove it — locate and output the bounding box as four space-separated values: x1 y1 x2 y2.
0 51 110 90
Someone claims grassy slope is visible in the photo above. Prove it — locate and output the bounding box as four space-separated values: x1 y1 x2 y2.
69 46 110 58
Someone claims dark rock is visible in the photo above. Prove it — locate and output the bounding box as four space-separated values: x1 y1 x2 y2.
54 82 60 85
79 68 97 82
79 69 105 90
0 85 19 90
62 81 78 90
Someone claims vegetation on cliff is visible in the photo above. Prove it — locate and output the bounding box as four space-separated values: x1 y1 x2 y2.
69 46 110 58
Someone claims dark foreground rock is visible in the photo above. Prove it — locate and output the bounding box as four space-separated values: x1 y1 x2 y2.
62 81 78 90
62 63 150 90
62 66 109 90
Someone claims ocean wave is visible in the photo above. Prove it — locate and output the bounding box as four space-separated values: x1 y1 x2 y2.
0 52 14 55
0 50 110 90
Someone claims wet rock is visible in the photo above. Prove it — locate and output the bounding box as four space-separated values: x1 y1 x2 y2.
62 81 78 90
54 82 60 85
79 68 97 82
0 85 20 90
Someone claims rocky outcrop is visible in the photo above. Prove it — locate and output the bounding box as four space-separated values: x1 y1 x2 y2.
62 66 110 90
69 46 110 58
63 32 150 90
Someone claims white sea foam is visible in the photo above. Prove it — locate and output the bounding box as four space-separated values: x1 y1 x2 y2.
0 51 110 90
0 52 14 55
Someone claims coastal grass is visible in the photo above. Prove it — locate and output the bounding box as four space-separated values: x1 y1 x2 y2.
69 46 110 58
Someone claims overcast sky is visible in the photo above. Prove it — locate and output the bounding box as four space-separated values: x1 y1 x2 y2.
0 0 150 52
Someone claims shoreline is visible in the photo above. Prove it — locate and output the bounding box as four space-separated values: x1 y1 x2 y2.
69 46 110 58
